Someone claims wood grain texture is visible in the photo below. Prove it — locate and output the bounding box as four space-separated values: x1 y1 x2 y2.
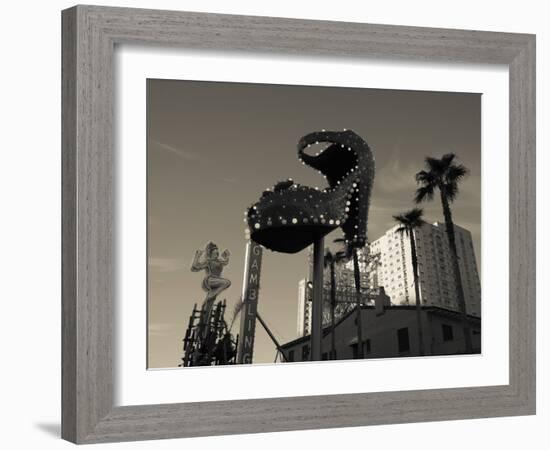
61 4 536 444
61 7 77 443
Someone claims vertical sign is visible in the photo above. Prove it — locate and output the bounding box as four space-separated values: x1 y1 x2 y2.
237 240 263 364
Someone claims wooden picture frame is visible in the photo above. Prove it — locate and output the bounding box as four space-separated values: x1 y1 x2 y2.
61 5 536 444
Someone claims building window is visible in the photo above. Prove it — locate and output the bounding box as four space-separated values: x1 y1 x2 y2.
364 339 371 354
351 339 371 358
397 327 410 353
287 350 295 362
442 324 454 341
301 345 310 361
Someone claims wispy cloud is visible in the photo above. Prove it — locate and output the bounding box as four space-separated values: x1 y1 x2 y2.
374 146 419 196
149 257 186 273
150 139 200 162
148 323 173 336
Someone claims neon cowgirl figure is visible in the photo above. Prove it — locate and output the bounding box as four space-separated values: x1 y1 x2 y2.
190 241 231 325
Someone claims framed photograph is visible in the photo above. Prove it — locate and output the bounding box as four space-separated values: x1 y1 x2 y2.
62 5 536 444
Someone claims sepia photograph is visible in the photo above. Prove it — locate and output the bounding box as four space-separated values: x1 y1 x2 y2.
147 79 481 368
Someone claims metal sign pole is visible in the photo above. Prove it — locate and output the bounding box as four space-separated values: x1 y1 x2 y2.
237 240 263 364
256 312 289 362
311 236 324 361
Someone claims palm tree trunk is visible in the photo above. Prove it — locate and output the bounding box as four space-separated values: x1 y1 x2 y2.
352 248 364 359
330 260 336 360
439 190 473 353
409 231 425 356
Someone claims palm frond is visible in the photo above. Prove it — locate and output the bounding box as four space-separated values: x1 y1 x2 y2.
406 207 425 225
445 163 468 184
392 213 408 223
415 153 469 218
414 185 435 203
393 208 425 234
415 169 435 185
443 182 459 202
440 153 457 169
395 226 409 235
425 156 445 174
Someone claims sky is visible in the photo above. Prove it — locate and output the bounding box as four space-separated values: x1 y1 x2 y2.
147 79 481 368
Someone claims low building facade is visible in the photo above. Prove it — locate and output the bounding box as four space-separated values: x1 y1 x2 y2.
282 302 481 362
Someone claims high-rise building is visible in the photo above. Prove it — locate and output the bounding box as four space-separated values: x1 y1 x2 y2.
297 279 311 337
371 222 481 316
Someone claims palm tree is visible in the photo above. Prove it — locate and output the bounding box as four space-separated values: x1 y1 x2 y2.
334 238 365 359
414 153 473 353
393 208 426 356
